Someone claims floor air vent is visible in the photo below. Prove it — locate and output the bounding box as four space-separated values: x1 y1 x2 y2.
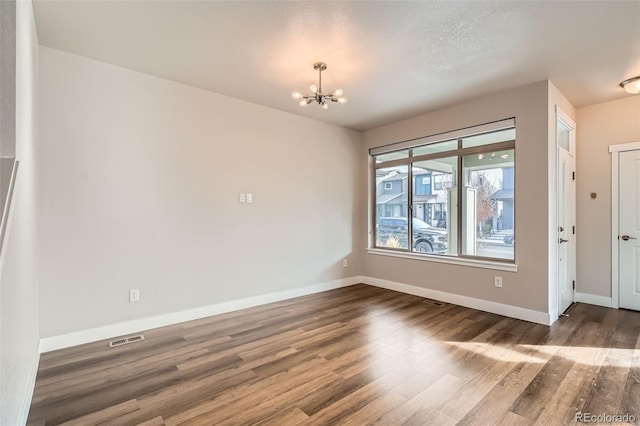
109 334 145 348
422 299 446 307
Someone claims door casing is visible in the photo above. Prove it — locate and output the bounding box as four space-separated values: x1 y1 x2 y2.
556 108 576 316
610 141 640 309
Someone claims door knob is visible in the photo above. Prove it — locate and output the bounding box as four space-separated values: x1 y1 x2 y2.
621 235 637 241
559 238 569 244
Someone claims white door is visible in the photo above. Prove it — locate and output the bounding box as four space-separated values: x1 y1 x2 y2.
558 148 576 314
619 150 640 311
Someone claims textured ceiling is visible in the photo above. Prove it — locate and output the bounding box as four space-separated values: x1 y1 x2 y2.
32 1 640 131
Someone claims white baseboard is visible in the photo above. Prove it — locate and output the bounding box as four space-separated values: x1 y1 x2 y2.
359 275 552 325
39 277 360 353
574 292 612 308
40 274 557 352
17 342 40 425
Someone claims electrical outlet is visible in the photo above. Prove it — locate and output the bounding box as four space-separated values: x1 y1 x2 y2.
343 258 348 267
129 288 140 302
246 193 253 203
239 193 246 203
494 277 503 288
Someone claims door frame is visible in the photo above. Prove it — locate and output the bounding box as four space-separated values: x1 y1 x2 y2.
609 141 640 309
556 107 576 316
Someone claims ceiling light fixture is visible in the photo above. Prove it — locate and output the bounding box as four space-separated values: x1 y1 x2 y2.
620 76 640 94
292 62 347 110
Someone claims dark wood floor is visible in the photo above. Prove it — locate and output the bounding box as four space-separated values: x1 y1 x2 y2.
28 284 640 425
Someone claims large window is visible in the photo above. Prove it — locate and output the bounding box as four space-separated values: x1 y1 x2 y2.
371 120 515 262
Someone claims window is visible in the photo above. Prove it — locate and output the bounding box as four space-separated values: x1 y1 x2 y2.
371 120 515 262
384 182 393 190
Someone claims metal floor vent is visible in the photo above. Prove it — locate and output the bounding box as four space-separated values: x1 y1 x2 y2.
422 299 446 307
109 334 145 348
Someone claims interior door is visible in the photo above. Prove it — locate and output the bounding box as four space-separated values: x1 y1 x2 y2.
558 148 575 315
619 150 640 311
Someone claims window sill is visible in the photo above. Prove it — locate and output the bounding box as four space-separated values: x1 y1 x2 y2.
366 248 518 272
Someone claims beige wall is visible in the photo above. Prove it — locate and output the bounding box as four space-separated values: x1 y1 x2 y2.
362 81 552 315
576 96 640 298
39 47 362 338
0 1 40 423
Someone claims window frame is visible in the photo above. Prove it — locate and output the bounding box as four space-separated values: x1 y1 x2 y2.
370 120 516 264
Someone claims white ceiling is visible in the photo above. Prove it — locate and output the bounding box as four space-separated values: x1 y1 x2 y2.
32 1 640 131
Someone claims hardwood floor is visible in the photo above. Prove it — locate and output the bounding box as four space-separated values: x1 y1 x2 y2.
28 284 640 425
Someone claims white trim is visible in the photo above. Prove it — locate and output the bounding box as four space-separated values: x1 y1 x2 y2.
17 343 40 425
39 275 555 354
609 141 640 153
40 277 360 352
609 141 640 309
366 248 518 272
370 118 515 155
360 275 552 325
554 106 577 319
574 292 612 308
611 149 620 308
556 107 576 156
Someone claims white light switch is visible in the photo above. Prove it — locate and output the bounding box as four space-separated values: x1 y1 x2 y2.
239 193 246 203
246 193 253 203
129 288 140 302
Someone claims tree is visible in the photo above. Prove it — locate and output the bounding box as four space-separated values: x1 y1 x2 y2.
474 172 497 235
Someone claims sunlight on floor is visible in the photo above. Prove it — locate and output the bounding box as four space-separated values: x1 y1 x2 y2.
445 341 639 367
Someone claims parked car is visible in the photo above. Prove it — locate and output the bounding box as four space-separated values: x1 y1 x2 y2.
503 233 515 245
377 217 447 253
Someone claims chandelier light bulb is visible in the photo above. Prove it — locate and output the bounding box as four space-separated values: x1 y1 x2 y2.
291 62 348 110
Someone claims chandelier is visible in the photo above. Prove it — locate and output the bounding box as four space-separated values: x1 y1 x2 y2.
292 62 347 110
620 76 640 94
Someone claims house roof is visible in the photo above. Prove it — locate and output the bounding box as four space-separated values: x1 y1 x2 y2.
491 189 514 200
376 193 405 205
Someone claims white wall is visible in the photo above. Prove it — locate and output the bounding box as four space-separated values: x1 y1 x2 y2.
362 81 552 317
576 96 640 298
39 47 362 339
0 0 40 424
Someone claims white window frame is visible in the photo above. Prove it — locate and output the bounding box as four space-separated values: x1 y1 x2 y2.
369 119 517 271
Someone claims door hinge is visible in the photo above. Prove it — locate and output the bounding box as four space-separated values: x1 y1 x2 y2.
572 225 575 235
572 171 576 181
572 280 575 290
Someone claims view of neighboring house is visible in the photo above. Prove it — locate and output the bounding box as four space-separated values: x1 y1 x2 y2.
376 165 514 234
